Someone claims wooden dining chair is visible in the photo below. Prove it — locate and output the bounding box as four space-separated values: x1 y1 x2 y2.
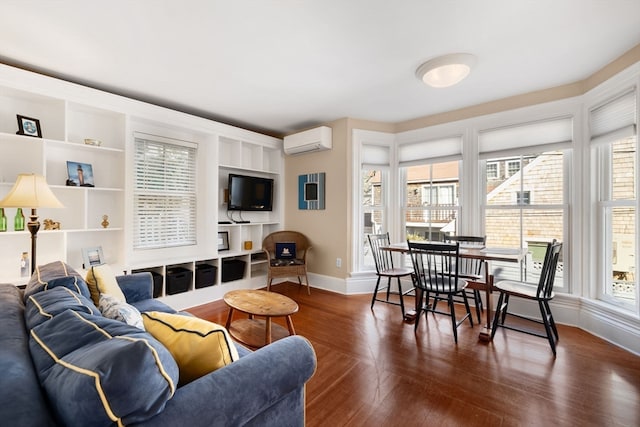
408 240 473 343
442 235 486 322
368 233 414 318
491 239 563 355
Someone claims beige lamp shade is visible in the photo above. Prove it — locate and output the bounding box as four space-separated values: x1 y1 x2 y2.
0 174 64 208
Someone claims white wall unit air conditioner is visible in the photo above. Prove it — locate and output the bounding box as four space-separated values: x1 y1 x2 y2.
283 126 332 155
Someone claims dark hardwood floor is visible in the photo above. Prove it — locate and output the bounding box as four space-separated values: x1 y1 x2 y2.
187 282 640 427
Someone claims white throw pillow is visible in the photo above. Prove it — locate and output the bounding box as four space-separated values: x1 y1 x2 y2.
98 293 145 330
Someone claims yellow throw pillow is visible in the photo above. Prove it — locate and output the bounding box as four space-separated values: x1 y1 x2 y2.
142 311 239 386
85 264 126 305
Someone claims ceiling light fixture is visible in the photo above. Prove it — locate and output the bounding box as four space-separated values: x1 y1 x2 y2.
416 53 476 88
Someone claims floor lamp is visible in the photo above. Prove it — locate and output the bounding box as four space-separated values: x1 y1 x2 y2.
0 174 64 275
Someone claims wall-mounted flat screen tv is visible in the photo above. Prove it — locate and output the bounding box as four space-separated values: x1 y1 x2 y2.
228 173 274 211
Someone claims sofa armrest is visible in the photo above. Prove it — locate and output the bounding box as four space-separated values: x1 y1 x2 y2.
134 335 316 427
117 272 153 303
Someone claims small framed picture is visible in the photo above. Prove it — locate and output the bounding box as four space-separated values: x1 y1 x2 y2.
82 246 104 268
16 115 42 138
218 231 230 251
66 161 95 187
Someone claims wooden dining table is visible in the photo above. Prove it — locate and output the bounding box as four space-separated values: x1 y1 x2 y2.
382 242 527 341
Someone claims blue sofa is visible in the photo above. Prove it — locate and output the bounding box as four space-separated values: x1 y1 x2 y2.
0 264 316 426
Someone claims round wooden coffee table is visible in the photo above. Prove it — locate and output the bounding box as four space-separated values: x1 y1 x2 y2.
223 289 298 348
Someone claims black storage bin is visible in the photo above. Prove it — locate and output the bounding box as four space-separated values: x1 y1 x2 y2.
132 269 163 298
195 264 217 289
166 267 192 295
221 259 246 282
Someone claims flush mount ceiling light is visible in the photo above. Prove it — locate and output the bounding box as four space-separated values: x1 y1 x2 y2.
416 53 476 88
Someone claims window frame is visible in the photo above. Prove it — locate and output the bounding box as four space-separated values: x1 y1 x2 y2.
589 87 638 311
133 133 198 251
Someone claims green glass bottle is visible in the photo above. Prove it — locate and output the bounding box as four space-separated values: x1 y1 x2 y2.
14 208 25 231
0 208 6 232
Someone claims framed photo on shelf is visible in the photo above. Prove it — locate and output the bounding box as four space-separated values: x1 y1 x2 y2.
218 231 230 251
66 161 95 187
16 115 42 138
81 246 104 269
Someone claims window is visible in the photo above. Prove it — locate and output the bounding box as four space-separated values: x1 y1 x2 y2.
133 134 197 250
361 169 387 269
515 190 531 205
399 135 462 242
507 159 521 176
406 162 460 242
486 162 499 179
591 88 637 309
357 136 392 271
480 117 572 288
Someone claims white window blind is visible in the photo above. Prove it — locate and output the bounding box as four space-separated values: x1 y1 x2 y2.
398 135 462 167
590 88 637 146
479 116 573 159
133 134 197 249
362 143 390 168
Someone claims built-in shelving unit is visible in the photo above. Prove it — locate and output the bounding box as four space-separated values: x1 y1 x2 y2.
0 64 283 308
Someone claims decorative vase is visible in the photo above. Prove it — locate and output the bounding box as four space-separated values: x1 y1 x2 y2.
14 208 25 231
0 208 6 232
101 215 109 229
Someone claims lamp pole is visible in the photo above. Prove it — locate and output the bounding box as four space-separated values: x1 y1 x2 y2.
27 208 40 274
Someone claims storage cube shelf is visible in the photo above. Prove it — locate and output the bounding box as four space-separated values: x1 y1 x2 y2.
0 64 283 308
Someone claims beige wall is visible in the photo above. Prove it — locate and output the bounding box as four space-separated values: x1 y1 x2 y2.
284 119 350 278
284 43 640 280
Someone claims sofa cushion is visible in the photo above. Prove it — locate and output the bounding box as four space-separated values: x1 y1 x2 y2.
25 286 100 330
142 311 239 386
85 264 126 305
29 309 178 426
0 284 58 426
24 261 90 301
99 293 145 330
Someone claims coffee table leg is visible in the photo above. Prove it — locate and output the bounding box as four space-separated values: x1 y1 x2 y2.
265 317 272 345
286 315 296 335
225 308 234 329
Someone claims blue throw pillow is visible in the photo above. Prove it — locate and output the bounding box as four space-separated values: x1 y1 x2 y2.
25 286 99 330
23 261 89 301
29 310 178 426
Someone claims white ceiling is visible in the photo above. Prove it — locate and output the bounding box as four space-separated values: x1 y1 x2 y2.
1 1 639 136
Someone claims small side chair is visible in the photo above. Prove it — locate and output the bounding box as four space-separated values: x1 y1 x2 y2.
262 230 312 294
368 233 414 318
442 235 486 323
408 240 473 344
491 239 563 356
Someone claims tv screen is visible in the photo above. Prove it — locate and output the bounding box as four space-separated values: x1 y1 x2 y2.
228 174 274 211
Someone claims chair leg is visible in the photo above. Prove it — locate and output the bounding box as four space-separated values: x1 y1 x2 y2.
414 288 424 332
297 274 311 295
397 277 405 317
500 294 510 324
371 276 382 309
475 290 484 312
491 292 506 340
386 277 392 301
461 292 473 327
539 300 557 356
448 294 458 344
544 300 559 340
473 290 482 324
267 278 272 292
